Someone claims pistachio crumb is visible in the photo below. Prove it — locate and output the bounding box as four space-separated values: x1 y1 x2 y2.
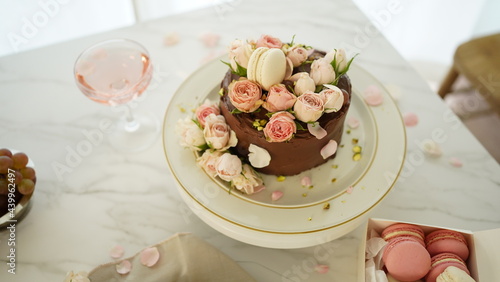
352 138 359 144
308 217 312 221
332 164 338 169
346 129 351 134
353 153 362 161
353 145 362 153
302 193 307 197
331 178 337 183
277 176 286 182
323 203 330 210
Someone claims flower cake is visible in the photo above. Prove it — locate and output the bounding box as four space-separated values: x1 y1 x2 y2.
176 35 355 195
219 35 354 176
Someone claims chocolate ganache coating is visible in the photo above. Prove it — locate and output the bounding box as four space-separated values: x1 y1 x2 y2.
220 51 352 176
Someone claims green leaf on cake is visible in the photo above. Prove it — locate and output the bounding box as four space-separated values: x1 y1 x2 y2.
231 108 243 114
221 59 247 77
295 121 306 131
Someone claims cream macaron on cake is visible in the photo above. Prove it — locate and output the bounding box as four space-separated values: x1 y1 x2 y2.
246 47 288 91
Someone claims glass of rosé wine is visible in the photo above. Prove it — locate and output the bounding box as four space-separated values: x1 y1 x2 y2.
74 39 159 152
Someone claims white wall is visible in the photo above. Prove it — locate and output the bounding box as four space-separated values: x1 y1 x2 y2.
352 0 490 65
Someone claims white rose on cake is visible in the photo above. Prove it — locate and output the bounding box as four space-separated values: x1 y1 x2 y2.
176 117 206 150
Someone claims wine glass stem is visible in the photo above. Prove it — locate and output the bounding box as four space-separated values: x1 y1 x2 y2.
124 104 140 132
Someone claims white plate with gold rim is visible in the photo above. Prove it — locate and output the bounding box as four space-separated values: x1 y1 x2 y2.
162 56 406 248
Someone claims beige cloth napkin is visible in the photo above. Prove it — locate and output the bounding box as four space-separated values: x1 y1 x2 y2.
88 233 256 282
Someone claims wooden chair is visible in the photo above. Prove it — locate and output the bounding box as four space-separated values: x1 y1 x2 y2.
438 33 500 115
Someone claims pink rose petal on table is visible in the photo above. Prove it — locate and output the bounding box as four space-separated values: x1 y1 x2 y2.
164 32 180 46
301 176 312 187
363 85 383 106
199 32 220 48
346 185 354 194
271 191 283 201
347 116 360 129
314 264 329 274
403 112 419 127
110 245 125 259
140 247 160 267
307 122 327 139
116 260 132 275
449 157 463 167
320 140 338 159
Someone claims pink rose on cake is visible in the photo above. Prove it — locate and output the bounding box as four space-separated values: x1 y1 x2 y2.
232 164 265 194
294 91 325 122
216 153 242 181
286 45 308 67
228 79 263 113
263 111 297 142
203 114 238 150
263 84 296 112
197 150 223 178
175 117 206 150
195 100 220 128
256 34 283 49
320 85 344 113
290 72 316 96
228 39 253 69
310 58 336 85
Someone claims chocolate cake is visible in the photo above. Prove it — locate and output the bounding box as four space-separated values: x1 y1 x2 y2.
219 50 352 176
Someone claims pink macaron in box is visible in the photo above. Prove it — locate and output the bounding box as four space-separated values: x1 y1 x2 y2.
358 218 500 282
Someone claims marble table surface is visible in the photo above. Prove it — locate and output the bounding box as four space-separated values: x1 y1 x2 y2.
1 0 499 281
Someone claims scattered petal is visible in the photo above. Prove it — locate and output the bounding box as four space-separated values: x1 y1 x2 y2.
301 176 312 187
363 85 383 106
64 271 90 282
314 264 329 274
308 122 327 139
110 245 125 259
271 191 283 201
421 140 442 157
347 117 360 129
346 185 354 194
116 260 132 275
320 140 338 159
248 144 271 168
449 157 463 167
140 247 160 267
164 32 180 46
199 32 220 48
403 112 419 127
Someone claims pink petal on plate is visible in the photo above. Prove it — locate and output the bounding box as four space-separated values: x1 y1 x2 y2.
199 32 220 48
271 191 283 201
449 157 463 167
164 32 180 46
403 112 419 127
308 122 327 139
140 247 160 267
110 245 125 259
301 176 312 187
320 140 338 159
346 185 354 194
116 260 132 275
314 264 329 274
363 85 383 106
347 116 360 129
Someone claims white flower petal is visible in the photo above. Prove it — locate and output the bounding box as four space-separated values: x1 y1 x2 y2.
116 260 132 275
307 122 327 139
140 247 160 267
248 144 271 168
320 140 338 159
421 140 442 157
